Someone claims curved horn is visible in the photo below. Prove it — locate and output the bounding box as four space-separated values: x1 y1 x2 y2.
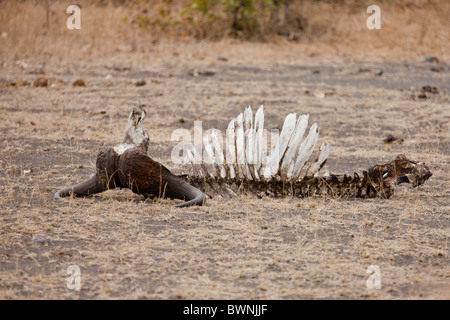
163 174 206 208
54 175 104 199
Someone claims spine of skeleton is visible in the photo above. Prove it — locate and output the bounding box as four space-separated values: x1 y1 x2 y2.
181 106 430 199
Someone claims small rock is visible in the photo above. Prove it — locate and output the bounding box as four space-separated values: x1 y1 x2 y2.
357 68 371 73
72 78 86 87
423 56 439 63
430 66 443 72
33 76 48 87
384 135 404 144
178 118 185 123
11 79 30 87
374 69 383 76
417 92 428 99
135 79 146 87
217 56 228 62
422 85 439 94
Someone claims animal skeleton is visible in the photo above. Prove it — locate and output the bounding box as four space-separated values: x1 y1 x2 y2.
54 106 432 207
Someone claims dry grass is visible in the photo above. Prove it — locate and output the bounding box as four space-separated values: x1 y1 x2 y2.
0 1 449 300
1 0 449 66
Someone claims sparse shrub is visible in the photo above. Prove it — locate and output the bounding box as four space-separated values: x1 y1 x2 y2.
183 0 299 39
126 0 183 35
120 0 307 40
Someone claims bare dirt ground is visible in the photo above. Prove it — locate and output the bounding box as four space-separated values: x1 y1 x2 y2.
0 40 448 300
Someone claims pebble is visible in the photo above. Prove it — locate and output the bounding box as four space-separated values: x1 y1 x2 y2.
33 76 48 87
72 78 86 87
